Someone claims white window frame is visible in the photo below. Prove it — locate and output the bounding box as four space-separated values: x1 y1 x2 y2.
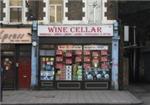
49 1 63 24
8 0 23 24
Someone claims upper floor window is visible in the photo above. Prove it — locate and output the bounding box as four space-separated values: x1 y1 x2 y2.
9 0 22 22
49 0 63 23
26 0 45 21
66 0 85 20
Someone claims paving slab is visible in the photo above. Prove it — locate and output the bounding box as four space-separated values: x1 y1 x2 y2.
1 90 142 105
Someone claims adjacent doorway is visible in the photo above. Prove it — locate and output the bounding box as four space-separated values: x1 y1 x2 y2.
18 57 31 89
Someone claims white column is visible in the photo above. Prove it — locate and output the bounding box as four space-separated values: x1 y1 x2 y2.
111 21 120 90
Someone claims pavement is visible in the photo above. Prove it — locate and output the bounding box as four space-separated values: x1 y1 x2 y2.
1 90 142 105
128 83 150 105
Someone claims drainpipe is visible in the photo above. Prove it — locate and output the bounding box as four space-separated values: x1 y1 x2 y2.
133 26 137 82
112 21 120 90
31 20 38 89
0 41 2 101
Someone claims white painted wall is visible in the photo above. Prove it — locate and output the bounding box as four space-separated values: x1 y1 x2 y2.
87 0 102 24
2 0 115 25
3 0 9 24
43 0 49 24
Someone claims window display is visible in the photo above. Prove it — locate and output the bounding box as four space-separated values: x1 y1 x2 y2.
40 57 55 80
83 45 110 80
55 45 83 81
40 45 111 83
65 65 72 80
73 64 82 80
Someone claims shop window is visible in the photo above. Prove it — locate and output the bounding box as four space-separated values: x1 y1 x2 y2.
66 0 85 20
39 44 111 81
49 0 63 23
2 45 15 51
2 57 16 89
9 0 22 22
1 45 16 56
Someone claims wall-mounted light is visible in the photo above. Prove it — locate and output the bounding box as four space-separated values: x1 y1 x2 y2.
32 41 37 47
113 21 118 31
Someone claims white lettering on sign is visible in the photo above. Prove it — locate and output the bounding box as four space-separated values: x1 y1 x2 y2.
0 28 31 44
38 25 113 37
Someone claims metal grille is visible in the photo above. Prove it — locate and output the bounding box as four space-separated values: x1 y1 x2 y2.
57 82 81 89
85 82 109 89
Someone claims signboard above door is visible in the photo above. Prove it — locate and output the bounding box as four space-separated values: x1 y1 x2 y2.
0 28 31 44
38 25 113 37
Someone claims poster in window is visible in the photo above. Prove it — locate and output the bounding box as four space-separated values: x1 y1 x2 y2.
56 50 63 55
66 59 72 64
101 63 109 69
56 56 63 62
101 56 108 62
101 50 108 56
65 51 72 57
84 50 90 55
75 56 82 62
40 71 54 80
92 51 99 57
75 50 82 55
84 56 91 62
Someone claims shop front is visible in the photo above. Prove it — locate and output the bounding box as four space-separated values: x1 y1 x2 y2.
0 28 31 89
38 25 114 89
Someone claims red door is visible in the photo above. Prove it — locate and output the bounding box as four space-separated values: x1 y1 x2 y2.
18 57 31 89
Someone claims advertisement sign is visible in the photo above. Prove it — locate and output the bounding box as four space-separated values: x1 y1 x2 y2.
38 25 113 37
84 45 108 50
0 28 31 44
40 71 54 80
58 45 82 50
